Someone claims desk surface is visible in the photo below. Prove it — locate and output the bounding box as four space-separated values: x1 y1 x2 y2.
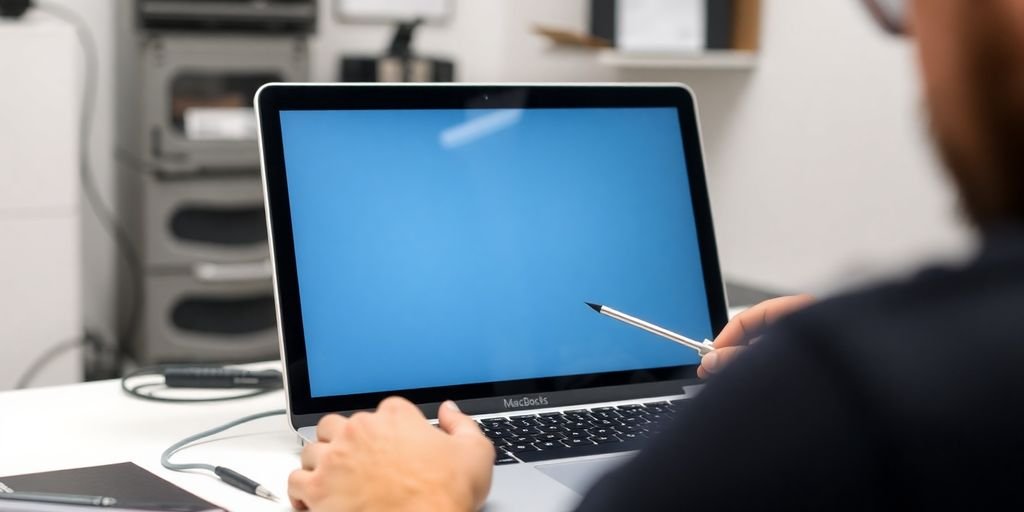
0 368 296 511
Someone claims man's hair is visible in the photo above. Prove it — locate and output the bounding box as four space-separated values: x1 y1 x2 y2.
940 4 1024 226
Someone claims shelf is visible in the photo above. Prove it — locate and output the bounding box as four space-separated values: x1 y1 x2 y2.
597 49 758 71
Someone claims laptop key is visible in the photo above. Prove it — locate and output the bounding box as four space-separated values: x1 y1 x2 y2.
534 433 565 442
506 443 540 453
618 424 648 433
495 453 520 465
509 419 539 428
616 408 647 418
515 439 646 463
509 426 542 436
645 414 670 424
535 440 569 450
620 417 650 426
565 414 596 424
642 401 669 407
591 435 622 444
565 437 596 447
534 417 564 427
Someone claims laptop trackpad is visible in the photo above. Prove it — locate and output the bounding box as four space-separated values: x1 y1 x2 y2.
535 455 630 495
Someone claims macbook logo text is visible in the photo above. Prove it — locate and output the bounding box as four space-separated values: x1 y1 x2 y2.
503 396 549 409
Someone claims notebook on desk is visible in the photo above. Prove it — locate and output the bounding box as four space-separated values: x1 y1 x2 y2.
255 83 729 511
0 463 225 512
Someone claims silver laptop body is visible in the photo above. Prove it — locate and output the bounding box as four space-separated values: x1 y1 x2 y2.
256 83 727 511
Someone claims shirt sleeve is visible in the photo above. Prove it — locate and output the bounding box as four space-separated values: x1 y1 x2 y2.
573 324 877 511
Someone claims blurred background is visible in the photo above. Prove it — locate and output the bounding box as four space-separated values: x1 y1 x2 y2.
0 0 971 390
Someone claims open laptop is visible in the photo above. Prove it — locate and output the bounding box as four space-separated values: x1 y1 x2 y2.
255 83 728 510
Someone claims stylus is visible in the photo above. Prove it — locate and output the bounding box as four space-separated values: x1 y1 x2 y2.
0 491 117 507
586 302 716 356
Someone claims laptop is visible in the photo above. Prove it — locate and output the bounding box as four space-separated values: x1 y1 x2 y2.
255 83 728 510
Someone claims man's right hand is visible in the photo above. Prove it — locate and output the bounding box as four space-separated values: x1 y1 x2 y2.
698 294 816 379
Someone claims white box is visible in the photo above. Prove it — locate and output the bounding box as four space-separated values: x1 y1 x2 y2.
617 0 707 54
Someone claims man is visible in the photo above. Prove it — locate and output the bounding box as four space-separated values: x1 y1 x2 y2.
288 0 1024 509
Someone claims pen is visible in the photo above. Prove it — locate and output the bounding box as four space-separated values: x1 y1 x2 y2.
0 491 117 507
586 302 716 356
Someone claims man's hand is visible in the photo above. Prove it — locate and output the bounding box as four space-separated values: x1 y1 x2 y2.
698 294 815 379
289 397 495 512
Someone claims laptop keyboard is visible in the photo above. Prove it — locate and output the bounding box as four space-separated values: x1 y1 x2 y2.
477 400 689 465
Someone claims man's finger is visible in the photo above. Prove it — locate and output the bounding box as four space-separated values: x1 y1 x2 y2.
438 400 483 438
378 396 424 419
317 413 348 442
441 400 496 480
287 469 312 510
698 346 746 378
300 441 330 470
714 295 815 349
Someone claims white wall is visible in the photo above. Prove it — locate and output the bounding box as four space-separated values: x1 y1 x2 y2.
0 1 116 389
314 0 973 293
700 0 972 293
0 10 82 389
3 0 974 386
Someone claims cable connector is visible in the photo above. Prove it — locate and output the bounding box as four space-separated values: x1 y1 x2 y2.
163 367 282 389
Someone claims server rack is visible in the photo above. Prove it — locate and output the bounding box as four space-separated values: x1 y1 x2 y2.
97 1 314 370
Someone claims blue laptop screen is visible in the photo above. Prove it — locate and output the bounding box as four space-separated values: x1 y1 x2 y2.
279 107 713 398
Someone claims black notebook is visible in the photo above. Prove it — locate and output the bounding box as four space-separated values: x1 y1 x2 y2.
0 463 225 512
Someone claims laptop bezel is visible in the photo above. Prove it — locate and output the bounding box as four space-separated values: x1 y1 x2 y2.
255 83 729 426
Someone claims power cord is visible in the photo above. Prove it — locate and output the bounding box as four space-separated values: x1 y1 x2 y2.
35 1 145 380
13 334 104 390
121 365 283 403
162 409 286 502
119 365 287 499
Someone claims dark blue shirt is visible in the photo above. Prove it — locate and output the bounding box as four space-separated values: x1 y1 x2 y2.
576 226 1024 510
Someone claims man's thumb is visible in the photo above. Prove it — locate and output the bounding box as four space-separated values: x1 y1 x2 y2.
438 400 480 437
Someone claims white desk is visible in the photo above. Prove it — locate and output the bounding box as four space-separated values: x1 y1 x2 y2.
0 369 296 511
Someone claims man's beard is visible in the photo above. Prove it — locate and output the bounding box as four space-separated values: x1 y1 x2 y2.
930 5 1024 228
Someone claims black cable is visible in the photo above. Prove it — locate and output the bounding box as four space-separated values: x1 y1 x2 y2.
13 336 103 389
121 365 283 403
37 2 144 376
